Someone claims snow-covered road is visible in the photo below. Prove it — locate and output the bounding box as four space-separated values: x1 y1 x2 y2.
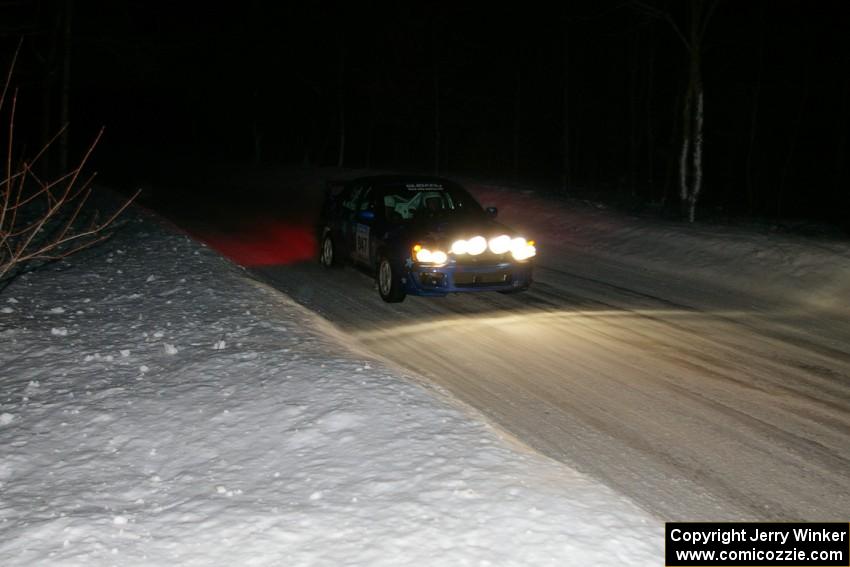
257 182 850 522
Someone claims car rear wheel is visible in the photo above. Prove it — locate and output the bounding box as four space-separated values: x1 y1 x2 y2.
320 232 341 268
377 257 406 303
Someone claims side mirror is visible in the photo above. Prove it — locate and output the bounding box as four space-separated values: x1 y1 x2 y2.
357 210 375 221
485 206 498 218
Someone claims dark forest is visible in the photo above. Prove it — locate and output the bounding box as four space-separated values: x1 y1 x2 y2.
2 1 849 226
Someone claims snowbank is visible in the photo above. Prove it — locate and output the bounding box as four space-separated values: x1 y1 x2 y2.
0 210 660 565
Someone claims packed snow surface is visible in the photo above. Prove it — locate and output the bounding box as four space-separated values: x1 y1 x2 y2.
0 211 659 566
254 171 850 522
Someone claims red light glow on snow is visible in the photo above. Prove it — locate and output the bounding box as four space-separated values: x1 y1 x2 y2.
191 221 316 267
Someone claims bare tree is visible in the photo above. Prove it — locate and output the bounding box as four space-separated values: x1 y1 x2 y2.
633 0 718 222
1 44 138 287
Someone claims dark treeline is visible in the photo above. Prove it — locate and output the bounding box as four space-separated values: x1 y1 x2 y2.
2 1 848 225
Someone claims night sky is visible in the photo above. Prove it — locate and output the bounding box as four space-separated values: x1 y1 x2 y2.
2 1 849 226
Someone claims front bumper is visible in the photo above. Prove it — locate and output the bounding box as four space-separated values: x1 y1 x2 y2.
403 260 533 296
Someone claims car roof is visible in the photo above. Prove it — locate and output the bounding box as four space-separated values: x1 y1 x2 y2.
344 175 460 188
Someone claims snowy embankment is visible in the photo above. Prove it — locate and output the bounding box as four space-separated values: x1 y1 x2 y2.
0 209 660 565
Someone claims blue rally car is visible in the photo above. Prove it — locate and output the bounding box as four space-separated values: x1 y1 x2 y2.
317 175 536 303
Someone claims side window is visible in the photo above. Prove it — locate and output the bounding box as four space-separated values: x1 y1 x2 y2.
358 187 375 212
341 186 363 212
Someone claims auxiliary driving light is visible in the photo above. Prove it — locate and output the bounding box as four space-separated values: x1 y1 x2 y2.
451 239 469 255
510 237 536 261
488 234 512 255
467 236 487 255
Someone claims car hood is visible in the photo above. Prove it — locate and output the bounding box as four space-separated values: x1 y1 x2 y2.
400 214 520 247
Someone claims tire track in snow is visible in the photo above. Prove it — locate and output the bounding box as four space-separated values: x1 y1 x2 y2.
255 260 850 521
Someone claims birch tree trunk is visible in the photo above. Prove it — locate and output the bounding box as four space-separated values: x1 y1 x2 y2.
636 0 716 222
690 87 704 223
679 88 692 215
679 50 704 223
677 0 713 223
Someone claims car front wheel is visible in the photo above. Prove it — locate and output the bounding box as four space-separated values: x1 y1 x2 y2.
320 232 341 268
377 257 406 303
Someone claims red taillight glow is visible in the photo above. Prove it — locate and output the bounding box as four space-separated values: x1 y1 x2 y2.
190 221 316 267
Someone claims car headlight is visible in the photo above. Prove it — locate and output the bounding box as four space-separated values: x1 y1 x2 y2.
415 247 432 262
488 234 512 254
510 238 536 261
414 245 448 265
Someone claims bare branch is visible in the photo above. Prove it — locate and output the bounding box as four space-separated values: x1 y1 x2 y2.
1 88 18 235
26 123 68 170
698 0 720 45
22 188 140 261
0 47 138 284
630 0 691 51
0 38 21 113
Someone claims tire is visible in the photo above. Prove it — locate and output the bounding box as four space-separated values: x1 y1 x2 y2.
377 256 406 303
319 232 341 268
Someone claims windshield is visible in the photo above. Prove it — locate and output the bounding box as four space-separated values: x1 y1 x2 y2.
379 182 483 223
